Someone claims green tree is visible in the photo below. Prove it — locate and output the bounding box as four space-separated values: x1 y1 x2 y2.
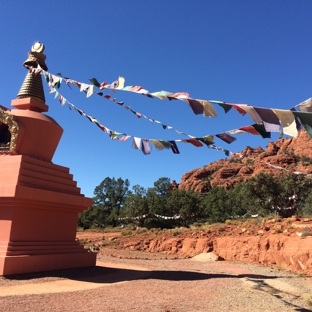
202 186 232 223
146 177 172 216
301 185 312 217
93 177 130 226
78 204 110 229
227 182 250 217
123 185 149 226
277 174 311 216
243 173 280 215
167 189 203 225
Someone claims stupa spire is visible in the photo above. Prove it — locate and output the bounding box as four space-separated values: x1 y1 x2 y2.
17 42 48 102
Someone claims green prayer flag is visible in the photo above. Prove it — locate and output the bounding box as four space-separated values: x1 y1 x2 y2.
252 123 271 139
89 78 101 87
217 103 232 114
197 135 214 146
159 140 171 149
292 111 312 138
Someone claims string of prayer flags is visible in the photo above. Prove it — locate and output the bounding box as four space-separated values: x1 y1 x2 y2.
44 80 312 164
42 68 312 140
46 73 200 139
261 161 307 176
118 213 181 221
48 75 311 148
36 67 312 157
45 78 282 157
87 76 220 117
46 84 235 156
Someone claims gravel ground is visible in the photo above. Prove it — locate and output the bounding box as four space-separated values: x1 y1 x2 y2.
0 249 311 312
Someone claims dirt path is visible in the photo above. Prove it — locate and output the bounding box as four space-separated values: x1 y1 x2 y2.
0 250 311 312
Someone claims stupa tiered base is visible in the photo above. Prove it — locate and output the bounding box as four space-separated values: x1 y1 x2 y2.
0 155 96 275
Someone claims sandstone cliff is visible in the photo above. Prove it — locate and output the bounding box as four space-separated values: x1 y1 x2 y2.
178 130 312 192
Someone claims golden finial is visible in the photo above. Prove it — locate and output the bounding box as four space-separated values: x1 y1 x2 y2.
17 42 48 102
31 42 45 53
22 41 48 71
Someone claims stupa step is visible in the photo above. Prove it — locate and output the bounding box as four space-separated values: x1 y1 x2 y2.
0 241 88 256
0 156 74 179
0 156 81 195
0 252 97 275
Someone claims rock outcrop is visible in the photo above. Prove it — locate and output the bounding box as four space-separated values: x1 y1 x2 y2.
178 130 312 192
84 217 312 276
213 235 312 275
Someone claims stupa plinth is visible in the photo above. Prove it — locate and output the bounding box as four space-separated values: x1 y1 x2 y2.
0 42 96 275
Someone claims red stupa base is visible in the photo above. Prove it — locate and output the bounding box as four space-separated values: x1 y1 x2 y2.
0 155 96 276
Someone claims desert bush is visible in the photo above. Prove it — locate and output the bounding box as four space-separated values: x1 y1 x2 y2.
172 229 181 236
225 219 242 226
150 228 162 234
171 227 187 236
301 227 312 237
136 227 148 234
217 225 226 232
191 222 202 228
121 229 133 236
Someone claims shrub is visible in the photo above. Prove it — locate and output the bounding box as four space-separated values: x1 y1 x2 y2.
136 227 148 234
217 225 226 232
301 228 312 237
225 219 242 226
229 157 242 164
121 229 133 236
172 229 181 236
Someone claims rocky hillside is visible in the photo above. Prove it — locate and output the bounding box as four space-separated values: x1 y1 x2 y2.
177 130 312 192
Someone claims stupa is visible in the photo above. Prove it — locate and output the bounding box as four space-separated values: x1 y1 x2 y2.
0 42 97 275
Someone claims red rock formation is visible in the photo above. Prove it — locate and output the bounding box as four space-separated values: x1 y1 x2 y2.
171 180 179 190
93 217 312 275
178 130 312 192
213 235 312 276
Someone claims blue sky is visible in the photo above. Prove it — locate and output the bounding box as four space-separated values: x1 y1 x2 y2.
1 1 312 198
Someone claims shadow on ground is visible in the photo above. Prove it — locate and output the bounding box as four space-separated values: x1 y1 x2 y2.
3 265 280 284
